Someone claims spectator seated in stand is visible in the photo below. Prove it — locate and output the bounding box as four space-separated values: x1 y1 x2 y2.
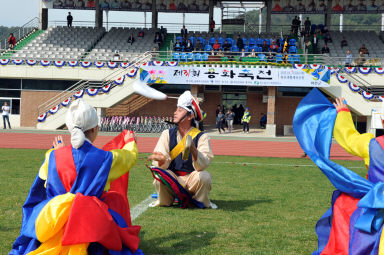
269 41 279 52
345 50 352 67
174 39 182 51
184 39 194 52
341 36 348 48
153 32 163 47
212 40 221 51
321 43 330 54
249 48 257 57
222 40 231 52
138 30 144 38
127 33 135 45
195 40 204 52
239 48 247 61
356 51 366 66
359 44 369 56
113 50 121 61
217 49 225 57
261 41 269 53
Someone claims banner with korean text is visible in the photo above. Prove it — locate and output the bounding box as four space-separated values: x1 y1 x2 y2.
141 66 331 87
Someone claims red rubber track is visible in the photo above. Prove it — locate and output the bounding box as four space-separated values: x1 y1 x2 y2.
0 132 360 161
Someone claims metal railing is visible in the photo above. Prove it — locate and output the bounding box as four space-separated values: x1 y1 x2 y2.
50 21 213 33
3 47 384 67
0 17 39 50
37 51 152 117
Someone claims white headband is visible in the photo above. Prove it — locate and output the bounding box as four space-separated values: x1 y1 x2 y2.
65 99 98 149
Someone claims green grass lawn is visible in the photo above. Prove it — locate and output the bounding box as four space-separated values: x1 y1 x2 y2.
0 148 366 254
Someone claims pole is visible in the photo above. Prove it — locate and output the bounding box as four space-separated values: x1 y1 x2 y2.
259 8 262 34
340 14 343 32
106 10 109 31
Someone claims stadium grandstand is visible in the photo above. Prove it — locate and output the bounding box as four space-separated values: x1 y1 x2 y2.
1 0 384 137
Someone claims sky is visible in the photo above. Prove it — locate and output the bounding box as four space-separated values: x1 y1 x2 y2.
0 0 225 31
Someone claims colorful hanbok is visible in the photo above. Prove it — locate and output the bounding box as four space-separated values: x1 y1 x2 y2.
10 131 144 255
293 88 384 255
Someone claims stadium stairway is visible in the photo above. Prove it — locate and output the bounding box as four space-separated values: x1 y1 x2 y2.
321 74 381 116
36 52 152 130
158 33 175 61
0 29 44 59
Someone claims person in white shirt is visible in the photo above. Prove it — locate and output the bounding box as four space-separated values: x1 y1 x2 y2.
2 101 11 129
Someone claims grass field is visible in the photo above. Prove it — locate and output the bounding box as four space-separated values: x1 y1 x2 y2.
0 148 367 255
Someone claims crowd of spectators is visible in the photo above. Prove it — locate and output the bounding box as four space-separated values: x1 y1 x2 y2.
173 25 297 58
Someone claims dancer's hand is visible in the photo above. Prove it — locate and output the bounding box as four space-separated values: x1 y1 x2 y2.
124 130 136 143
148 152 166 166
333 97 349 112
53 135 65 149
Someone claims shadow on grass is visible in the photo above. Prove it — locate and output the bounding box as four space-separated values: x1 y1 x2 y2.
213 199 272 211
140 231 215 255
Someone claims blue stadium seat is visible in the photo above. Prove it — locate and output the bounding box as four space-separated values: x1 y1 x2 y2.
293 54 301 63
289 39 296 46
256 38 263 46
209 37 216 45
242 38 248 45
287 54 295 64
256 46 262 52
176 36 183 42
243 45 249 52
218 37 225 45
289 46 297 54
188 37 195 45
187 52 194 61
204 44 213 51
248 38 256 47
180 53 188 62
193 53 202 61
264 39 271 46
279 38 284 47
198 37 206 47
275 53 283 63
318 24 324 32
230 45 239 52
258 53 266 62
202 52 209 61
171 52 180 61
311 24 317 33
226 38 233 46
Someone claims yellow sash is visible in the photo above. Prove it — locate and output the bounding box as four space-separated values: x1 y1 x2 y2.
169 128 201 161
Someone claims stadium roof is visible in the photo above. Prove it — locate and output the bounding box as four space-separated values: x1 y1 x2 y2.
218 1 265 9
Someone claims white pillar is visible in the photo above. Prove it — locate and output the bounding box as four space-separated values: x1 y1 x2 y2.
182 13 185 27
382 13 384 31
220 8 223 33
144 12 147 28
340 14 343 32
39 0 43 30
259 8 262 34
299 14 303 30
105 10 109 31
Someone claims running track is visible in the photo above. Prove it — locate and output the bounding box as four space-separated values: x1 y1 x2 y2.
0 131 360 161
